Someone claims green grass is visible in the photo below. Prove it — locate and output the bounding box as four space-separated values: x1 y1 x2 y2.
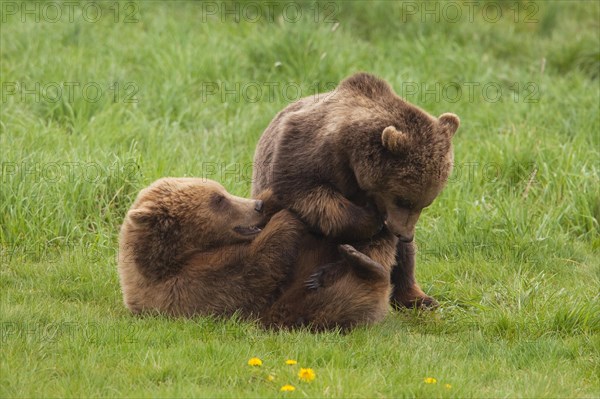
1 0 599 397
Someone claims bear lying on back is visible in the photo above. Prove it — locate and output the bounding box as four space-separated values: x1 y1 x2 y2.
118 178 393 330
118 177 304 317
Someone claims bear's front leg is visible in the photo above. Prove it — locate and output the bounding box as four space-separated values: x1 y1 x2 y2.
253 188 283 218
228 210 306 316
390 240 439 309
289 184 383 242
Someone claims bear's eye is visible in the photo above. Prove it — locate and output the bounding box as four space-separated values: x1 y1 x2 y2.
395 197 414 209
211 193 227 209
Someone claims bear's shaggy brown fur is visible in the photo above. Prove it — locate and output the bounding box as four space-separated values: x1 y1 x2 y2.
118 177 393 331
252 72 459 309
118 177 304 317
263 210 396 330
264 237 394 331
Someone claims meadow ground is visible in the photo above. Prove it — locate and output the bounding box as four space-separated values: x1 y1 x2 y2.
1 0 599 397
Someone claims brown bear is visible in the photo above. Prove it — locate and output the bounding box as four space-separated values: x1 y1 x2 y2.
251 72 459 309
118 177 304 317
118 177 393 331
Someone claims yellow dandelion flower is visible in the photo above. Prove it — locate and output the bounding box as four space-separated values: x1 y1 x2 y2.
280 384 296 392
445 383 452 389
285 359 298 365
423 377 437 384
298 367 316 382
267 374 275 382
247 357 262 367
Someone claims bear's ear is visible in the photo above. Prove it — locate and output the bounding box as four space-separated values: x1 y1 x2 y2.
127 207 154 226
381 126 409 155
438 113 460 137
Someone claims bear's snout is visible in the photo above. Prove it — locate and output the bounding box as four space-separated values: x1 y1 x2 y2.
398 234 414 243
383 206 421 243
254 200 264 212
384 220 414 242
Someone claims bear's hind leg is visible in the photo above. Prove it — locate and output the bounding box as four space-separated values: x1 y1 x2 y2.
338 244 389 284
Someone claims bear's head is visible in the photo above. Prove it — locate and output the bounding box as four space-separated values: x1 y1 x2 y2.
125 178 267 258
334 73 459 243
352 112 459 242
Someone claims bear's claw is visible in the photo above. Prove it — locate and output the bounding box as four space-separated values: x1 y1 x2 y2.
305 270 323 290
391 293 439 310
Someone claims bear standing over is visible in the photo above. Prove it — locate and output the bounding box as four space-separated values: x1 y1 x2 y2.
252 72 459 308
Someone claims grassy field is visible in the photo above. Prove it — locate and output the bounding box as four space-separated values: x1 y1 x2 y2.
1 0 599 397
